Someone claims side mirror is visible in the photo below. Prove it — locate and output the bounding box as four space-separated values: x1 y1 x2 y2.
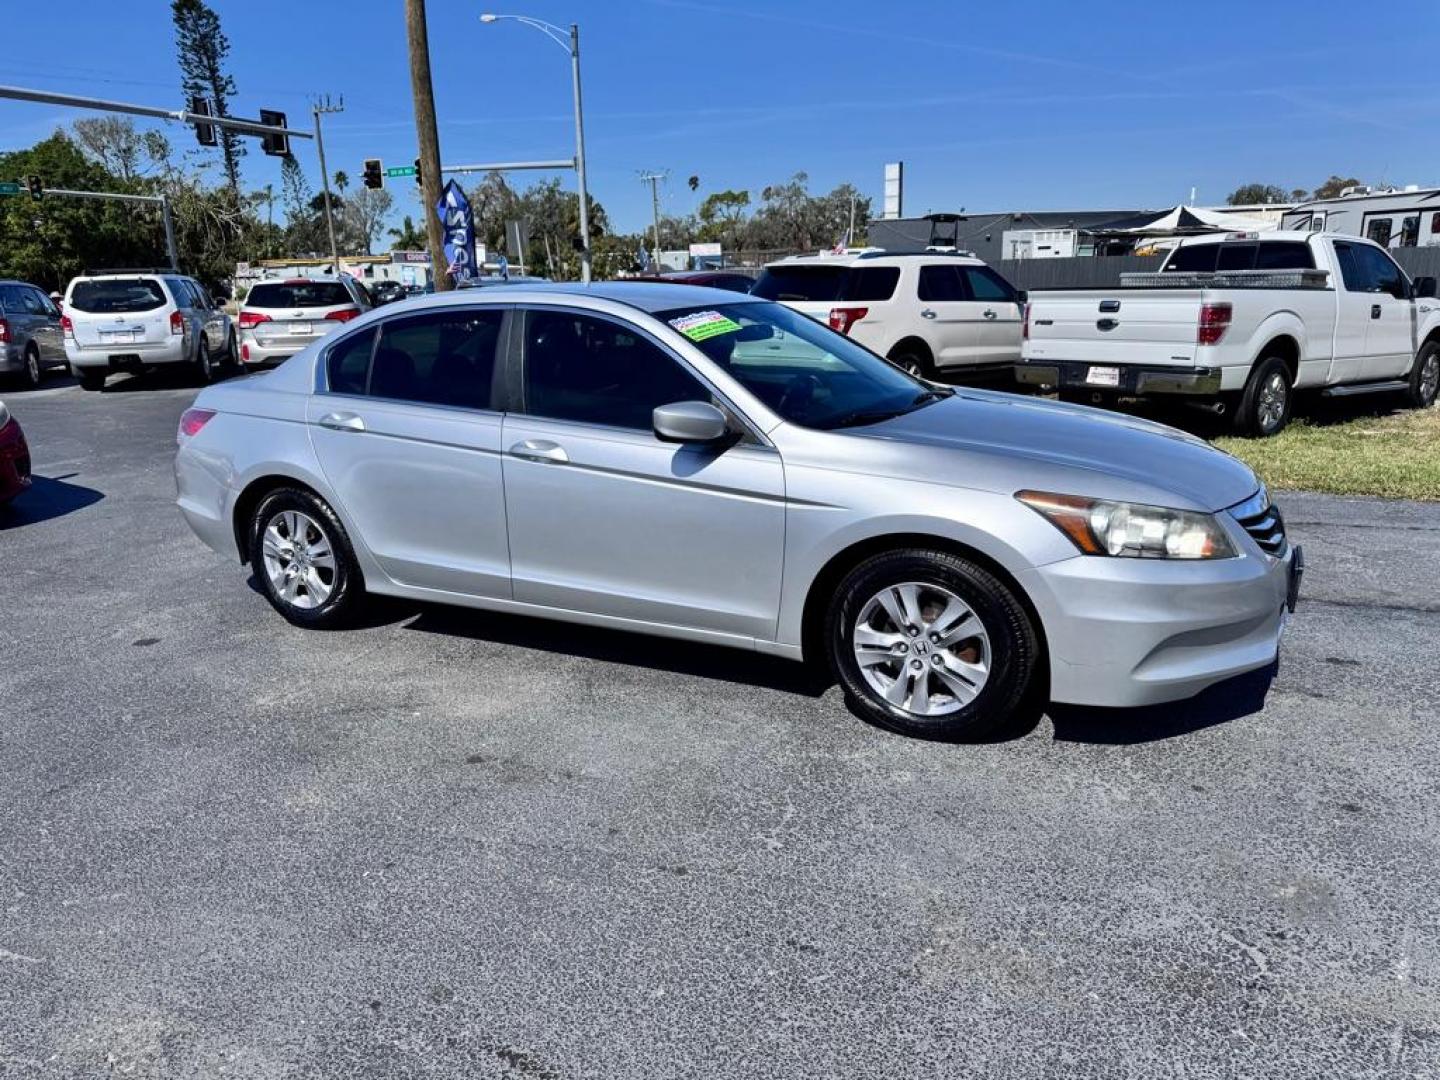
1414 276 1437 299
653 400 730 444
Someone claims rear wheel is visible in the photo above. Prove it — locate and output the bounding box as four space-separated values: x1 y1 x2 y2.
1405 340 1439 410
1233 356 1293 437
193 339 215 385
825 549 1039 741
889 344 934 379
248 487 365 629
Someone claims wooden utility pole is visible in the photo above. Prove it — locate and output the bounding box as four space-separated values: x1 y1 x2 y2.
405 0 451 291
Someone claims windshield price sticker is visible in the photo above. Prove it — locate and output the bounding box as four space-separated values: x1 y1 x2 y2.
669 310 742 342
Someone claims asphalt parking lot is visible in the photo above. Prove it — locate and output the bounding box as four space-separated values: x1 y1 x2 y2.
3 374 1439 1079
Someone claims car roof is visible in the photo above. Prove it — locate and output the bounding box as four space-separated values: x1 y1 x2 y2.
383 281 765 315
764 248 982 268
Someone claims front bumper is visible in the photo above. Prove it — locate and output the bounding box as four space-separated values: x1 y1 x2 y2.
1020 539 1301 708
1015 361 1222 396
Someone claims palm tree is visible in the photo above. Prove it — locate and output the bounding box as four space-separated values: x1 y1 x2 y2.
333 170 349 195
387 214 426 250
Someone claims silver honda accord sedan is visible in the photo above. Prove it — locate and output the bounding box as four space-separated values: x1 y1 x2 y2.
175 283 1302 740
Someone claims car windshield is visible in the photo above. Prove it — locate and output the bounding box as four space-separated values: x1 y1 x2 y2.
68 278 167 313
656 301 946 431
246 281 353 308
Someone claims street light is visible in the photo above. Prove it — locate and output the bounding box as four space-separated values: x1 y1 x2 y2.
480 12 592 283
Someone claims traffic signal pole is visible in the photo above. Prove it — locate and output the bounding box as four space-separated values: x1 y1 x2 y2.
40 188 179 269
312 96 344 275
0 84 310 143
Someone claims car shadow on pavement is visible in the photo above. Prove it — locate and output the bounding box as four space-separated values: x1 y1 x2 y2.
0 474 104 529
403 602 833 697
1045 662 1276 744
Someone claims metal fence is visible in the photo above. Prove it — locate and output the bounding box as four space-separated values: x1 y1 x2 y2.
993 255 1164 291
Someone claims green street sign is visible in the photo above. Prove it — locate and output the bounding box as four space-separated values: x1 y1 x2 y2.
384 166 416 178
0 182 21 196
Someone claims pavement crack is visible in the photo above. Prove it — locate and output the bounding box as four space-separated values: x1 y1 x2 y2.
1302 597 1440 615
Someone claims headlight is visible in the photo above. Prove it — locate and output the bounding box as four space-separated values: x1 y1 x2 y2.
1017 490 1237 560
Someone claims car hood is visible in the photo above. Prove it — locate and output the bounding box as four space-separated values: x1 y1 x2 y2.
844 389 1258 512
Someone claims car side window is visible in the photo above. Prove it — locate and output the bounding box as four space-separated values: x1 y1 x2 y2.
522 308 709 430
0 285 22 313
962 266 1014 302
917 265 964 302
22 288 48 315
1359 244 1407 299
1334 242 1365 291
369 309 504 409
326 327 377 395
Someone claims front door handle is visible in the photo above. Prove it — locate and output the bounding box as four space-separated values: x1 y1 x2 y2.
318 411 365 432
920 308 937 319
983 308 997 319
509 439 569 464
1372 304 1383 319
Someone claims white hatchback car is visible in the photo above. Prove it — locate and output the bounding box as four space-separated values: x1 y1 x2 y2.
238 277 371 368
63 271 234 390
752 250 1025 378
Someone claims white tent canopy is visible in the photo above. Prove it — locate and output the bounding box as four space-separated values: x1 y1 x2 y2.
1113 204 1277 237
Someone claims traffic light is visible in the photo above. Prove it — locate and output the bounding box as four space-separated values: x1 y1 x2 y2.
190 95 217 147
363 158 383 190
25 175 42 201
259 109 288 157
414 158 423 188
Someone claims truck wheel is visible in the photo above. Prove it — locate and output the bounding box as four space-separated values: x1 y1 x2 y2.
1233 356 1293 437
1405 340 1439 409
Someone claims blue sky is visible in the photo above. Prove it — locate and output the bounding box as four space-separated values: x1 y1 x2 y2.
2 0 1439 233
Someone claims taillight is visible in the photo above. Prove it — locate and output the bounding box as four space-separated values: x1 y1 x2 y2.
827 306 868 335
170 311 184 336
61 314 73 339
177 407 216 439
1197 302 1232 345
1022 302 1031 340
325 307 361 323
0 318 9 345
237 310 270 330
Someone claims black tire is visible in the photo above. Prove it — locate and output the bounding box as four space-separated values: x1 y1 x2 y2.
1405 340 1439 410
247 487 365 629
1232 356 1293 437
825 548 1040 741
19 345 42 389
193 339 215 385
889 344 934 379
226 329 239 369
77 369 106 391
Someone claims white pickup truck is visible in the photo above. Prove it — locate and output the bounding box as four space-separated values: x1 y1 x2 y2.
1016 231 1440 435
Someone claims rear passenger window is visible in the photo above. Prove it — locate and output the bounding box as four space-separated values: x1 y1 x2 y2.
326 327 376 395
1334 242 1364 291
1254 242 1315 270
917 265 965 302
841 267 899 301
370 310 504 409
962 266 1015 301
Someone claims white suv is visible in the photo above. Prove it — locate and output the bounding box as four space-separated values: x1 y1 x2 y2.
752 249 1025 377
63 270 234 391
237 277 371 368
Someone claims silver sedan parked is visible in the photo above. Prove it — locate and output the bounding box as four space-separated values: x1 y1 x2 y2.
175 283 1302 739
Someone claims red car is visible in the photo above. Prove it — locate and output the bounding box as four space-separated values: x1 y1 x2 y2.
632 270 755 293
0 401 31 504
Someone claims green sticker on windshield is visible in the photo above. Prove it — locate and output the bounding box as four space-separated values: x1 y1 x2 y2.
669 309 741 342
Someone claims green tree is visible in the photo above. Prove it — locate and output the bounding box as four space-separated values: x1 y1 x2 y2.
1312 175 1364 200
172 0 244 193
342 187 394 255
387 214 426 250
696 188 750 245
1225 183 1291 206
333 170 349 195
71 118 169 183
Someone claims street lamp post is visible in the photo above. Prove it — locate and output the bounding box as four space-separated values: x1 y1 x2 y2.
480 13 592 283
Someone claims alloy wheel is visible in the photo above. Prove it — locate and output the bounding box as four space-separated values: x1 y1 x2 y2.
1257 371 1288 432
261 509 337 610
852 581 991 717
1421 352 1439 406
25 348 40 386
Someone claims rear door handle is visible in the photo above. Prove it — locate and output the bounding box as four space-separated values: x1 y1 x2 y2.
1371 304 1382 319
920 309 937 319
318 411 365 432
509 439 569 464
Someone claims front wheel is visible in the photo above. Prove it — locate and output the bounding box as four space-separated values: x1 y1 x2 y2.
1405 340 1439 410
1233 356 1293 437
825 549 1040 741
248 488 365 628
